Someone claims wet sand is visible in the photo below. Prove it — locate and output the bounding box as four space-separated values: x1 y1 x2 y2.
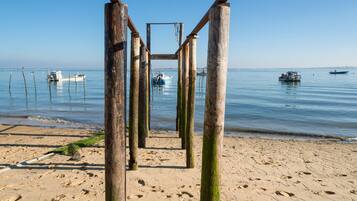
0 124 356 201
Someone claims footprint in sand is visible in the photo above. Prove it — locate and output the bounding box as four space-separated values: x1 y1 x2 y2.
127 194 143 199
138 179 146 186
275 191 295 197
177 191 194 198
350 190 357 195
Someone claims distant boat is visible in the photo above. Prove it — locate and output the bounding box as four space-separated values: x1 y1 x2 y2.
279 71 301 82
197 68 207 76
329 70 349 75
48 71 86 82
152 72 170 86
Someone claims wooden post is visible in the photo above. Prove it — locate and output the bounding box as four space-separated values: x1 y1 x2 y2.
32 72 37 102
129 32 140 170
176 51 182 133
176 23 184 131
145 50 150 136
186 35 197 168
104 2 128 201
200 3 230 201
146 24 151 130
180 43 189 149
138 44 148 148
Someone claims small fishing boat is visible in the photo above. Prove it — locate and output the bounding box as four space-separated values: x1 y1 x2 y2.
48 71 86 82
152 73 168 86
279 71 301 82
47 71 63 82
329 70 349 75
197 68 207 76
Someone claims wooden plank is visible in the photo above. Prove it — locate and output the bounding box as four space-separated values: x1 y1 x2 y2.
150 54 178 60
200 2 230 201
104 1 127 200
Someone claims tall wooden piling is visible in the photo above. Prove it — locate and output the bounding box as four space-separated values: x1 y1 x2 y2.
146 24 152 130
200 2 230 201
146 50 150 135
104 1 128 200
138 44 148 148
129 32 140 170
180 43 189 149
176 51 182 134
186 35 197 168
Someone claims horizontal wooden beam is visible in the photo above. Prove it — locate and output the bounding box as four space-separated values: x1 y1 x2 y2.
150 54 178 60
175 0 228 55
128 16 151 54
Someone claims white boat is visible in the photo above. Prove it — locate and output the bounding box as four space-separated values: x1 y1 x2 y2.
152 72 171 86
48 71 86 82
279 71 301 82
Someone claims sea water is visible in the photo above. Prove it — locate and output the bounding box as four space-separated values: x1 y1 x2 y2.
0 67 356 138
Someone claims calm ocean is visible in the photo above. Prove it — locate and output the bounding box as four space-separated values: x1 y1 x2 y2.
0 67 356 139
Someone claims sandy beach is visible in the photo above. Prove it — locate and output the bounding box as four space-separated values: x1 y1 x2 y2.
0 124 356 201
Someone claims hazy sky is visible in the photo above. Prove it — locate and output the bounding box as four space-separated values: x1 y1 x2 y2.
0 0 356 69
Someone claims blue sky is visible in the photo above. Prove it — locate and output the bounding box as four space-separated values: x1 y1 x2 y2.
0 0 356 69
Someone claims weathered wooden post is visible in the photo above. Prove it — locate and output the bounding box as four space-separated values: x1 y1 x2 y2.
32 72 38 102
186 35 198 168
200 2 230 201
180 43 189 149
138 44 148 148
104 1 128 200
146 24 152 130
176 51 182 135
21 67 28 98
176 23 184 131
129 32 140 170
146 50 150 135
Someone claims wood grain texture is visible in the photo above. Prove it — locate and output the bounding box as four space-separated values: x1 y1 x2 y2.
129 32 140 170
200 3 230 201
180 44 189 149
104 2 128 200
186 35 198 168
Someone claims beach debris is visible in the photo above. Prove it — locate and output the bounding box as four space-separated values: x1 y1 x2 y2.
324 191 336 195
275 190 295 197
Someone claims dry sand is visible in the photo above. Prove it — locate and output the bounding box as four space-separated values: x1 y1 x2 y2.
0 124 356 201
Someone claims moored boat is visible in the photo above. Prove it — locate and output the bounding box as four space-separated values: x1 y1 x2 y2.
279 71 301 82
329 70 349 75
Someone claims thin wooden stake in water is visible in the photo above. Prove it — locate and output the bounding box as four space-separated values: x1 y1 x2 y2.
68 72 71 99
200 3 230 201
8 72 12 96
186 35 198 168
22 67 28 98
129 32 140 170
32 72 37 102
104 1 128 200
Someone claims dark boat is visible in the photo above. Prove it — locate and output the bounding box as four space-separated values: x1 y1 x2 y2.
329 70 349 75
